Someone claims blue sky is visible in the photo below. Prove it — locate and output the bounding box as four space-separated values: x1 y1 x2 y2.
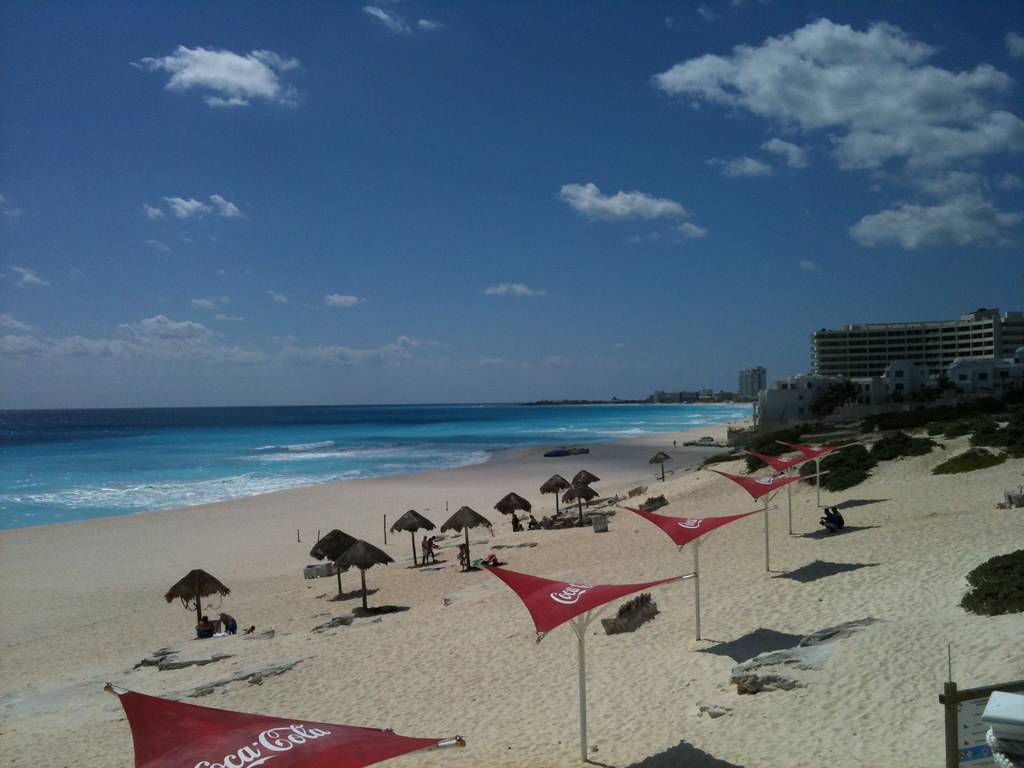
2 0 1023 408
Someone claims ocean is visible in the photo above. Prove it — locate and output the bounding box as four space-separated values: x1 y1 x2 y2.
0 403 750 529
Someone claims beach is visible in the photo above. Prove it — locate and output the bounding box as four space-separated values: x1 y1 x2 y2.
1 421 1022 767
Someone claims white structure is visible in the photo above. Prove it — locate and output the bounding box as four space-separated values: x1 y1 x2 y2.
812 308 1024 379
756 374 842 425
738 366 767 399
948 346 1024 396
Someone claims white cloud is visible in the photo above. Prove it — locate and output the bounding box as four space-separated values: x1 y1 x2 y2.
192 296 229 309
282 335 423 366
914 171 984 198
142 203 164 220
364 6 410 33
1 193 24 218
212 314 244 322
0 312 33 332
146 239 172 253
798 259 820 271
708 156 772 177
850 194 1022 250
325 294 366 308
417 19 443 31
136 46 300 108
209 194 242 218
696 5 718 22
267 290 288 303
998 174 1022 190
484 283 546 297
761 138 807 168
10 266 49 287
560 182 688 220
677 222 708 239
654 19 1024 170
163 197 211 219
1007 32 1024 59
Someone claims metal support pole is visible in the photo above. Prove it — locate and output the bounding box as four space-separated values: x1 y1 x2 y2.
763 501 770 572
787 478 794 536
572 615 589 762
693 539 702 640
815 457 822 507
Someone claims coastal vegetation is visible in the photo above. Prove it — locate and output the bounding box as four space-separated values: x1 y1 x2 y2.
961 550 1024 616
932 448 1006 475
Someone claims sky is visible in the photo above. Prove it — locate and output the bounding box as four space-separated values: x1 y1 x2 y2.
2 0 1023 409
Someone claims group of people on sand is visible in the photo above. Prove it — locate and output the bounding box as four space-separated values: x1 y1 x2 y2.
196 612 256 639
819 506 846 533
510 513 542 532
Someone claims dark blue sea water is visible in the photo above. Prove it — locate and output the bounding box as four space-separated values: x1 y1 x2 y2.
0 403 750 529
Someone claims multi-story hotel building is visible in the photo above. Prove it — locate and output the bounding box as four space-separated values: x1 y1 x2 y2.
738 366 767 399
811 308 1024 379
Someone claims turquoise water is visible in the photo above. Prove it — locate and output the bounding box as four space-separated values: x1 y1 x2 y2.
0 403 750 529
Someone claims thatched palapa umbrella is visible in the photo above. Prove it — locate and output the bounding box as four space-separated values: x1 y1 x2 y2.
494 492 532 529
440 506 492 570
390 510 435 566
572 470 600 486
164 569 230 627
335 540 394 611
650 451 672 482
563 483 598 526
310 529 357 596
540 474 571 516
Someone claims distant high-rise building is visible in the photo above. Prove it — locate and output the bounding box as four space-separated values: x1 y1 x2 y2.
738 366 767 399
811 308 1024 379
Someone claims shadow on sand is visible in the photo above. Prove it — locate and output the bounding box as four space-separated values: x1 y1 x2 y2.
836 498 890 509
697 627 804 664
624 739 744 768
799 525 881 540
773 560 879 584
331 588 379 602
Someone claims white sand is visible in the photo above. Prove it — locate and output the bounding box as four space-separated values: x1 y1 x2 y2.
2 422 1023 768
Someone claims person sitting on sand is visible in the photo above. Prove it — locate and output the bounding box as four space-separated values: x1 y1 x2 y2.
831 507 845 529
457 543 469 570
219 612 238 635
196 615 215 639
243 625 256 635
819 507 844 533
511 514 523 533
480 553 501 567
527 514 541 530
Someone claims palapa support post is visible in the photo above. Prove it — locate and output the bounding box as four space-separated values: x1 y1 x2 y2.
569 613 591 762
692 539 701 640
195 594 202 626
360 569 368 611
384 514 387 545
660 463 665 482
410 531 418 567
464 528 470 569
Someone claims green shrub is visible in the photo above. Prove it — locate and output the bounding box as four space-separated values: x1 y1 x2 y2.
800 445 876 491
932 448 1006 475
744 425 812 473
870 431 938 461
961 550 1024 616
927 421 971 438
702 452 740 467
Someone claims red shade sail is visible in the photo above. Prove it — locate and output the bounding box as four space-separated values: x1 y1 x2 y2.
486 566 681 637
626 506 759 547
108 686 459 768
779 442 839 460
746 450 808 472
709 469 804 500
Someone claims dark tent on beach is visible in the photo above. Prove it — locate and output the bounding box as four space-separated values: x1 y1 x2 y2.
494 492 532 530
649 451 672 482
440 506 492 569
572 470 600 486
310 529 358 596
335 540 394 611
539 474 571 516
562 484 598 526
164 569 230 627
390 510 436 566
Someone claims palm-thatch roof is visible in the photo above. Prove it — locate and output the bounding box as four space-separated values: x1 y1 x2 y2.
539 474 571 494
390 510 436 533
562 484 598 504
335 539 394 571
310 529 358 562
164 569 230 607
440 506 492 533
494 492 532 516
573 470 600 486
649 451 672 464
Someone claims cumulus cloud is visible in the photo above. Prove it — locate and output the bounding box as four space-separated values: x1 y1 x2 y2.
324 294 366 308
761 138 807 168
209 194 242 218
135 46 300 108
560 182 688 220
192 296 229 309
484 283 546 297
914 171 984 198
799 259 820 271
417 19 443 31
146 239 172 253
267 290 288 303
677 222 708 239
1007 32 1024 59
707 156 772 177
998 174 1022 190
282 335 424 366
0 312 33 332
163 197 211 219
654 19 1024 170
10 266 49 287
696 5 718 22
142 203 164 220
850 194 1022 250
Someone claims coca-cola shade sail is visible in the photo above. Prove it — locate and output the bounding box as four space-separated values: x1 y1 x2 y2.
746 450 808 473
708 469 804 500
108 686 461 768
626 507 759 547
486 566 681 637
779 442 839 460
